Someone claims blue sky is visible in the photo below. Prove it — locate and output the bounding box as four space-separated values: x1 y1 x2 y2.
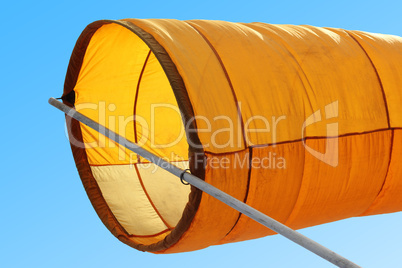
1 0 402 267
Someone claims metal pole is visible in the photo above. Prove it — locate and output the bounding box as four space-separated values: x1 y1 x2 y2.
49 97 361 268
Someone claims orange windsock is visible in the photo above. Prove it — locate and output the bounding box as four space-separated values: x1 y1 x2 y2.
62 19 402 253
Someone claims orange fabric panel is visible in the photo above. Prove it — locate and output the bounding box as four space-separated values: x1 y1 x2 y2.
187 20 309 147
220 130 392 244
345 30 402 128
361 129 402 215
285 130 392 230
160 150 250 253
192 21 388 146
126 19 245 153
220 142 305 244
127 230 171 246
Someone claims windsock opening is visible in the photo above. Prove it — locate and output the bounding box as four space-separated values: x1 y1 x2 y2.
63 21 200 251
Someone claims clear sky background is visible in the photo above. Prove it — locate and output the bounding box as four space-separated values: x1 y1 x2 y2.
1 0 402 267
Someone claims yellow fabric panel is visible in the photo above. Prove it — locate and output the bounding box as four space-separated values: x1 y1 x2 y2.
285 130 392 230
161 150 250 253
137 161 190 228
345 30 402 127
127 231 171 246
361 129 402 216
91 165 168 236
126 19 245 153
219 142 305 244
135 52 188 162
75 23 188 165
75 24 150 165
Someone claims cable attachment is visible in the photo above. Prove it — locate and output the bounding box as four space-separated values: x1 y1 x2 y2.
180 169 191 185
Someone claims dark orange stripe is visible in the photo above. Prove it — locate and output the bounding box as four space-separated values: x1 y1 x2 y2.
133 50 152 163
89 163 140 167
363 129 395 214
345 30 391 128
203 127 399 155
186 21 247 149
134 164 173 229
225 147 252 236
89 160 189 167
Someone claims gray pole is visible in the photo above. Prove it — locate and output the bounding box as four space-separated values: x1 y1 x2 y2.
49 97 361 268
